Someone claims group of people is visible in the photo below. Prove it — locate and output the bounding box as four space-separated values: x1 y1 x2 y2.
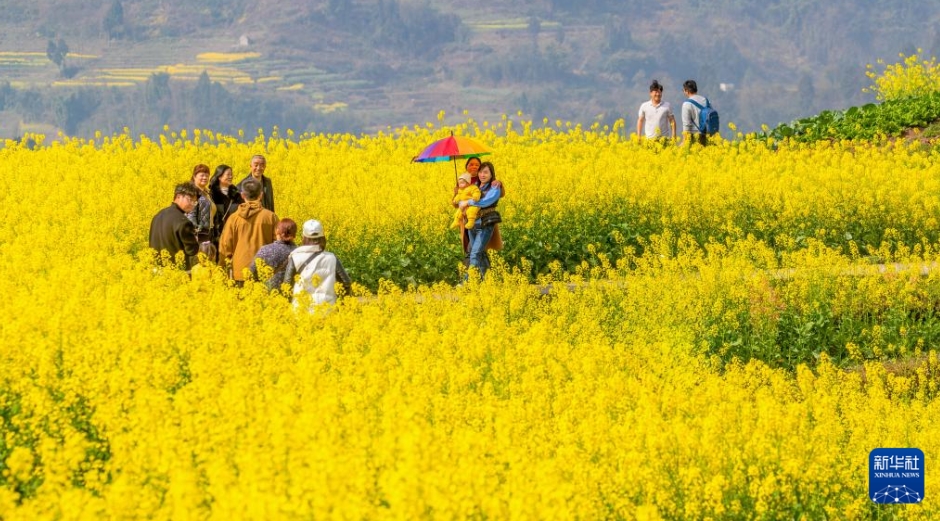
451 157 505 278
148 151 508 302
147 83 711 297
148 154 352 307
636 78 712 145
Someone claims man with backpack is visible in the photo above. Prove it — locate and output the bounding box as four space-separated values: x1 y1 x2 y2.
681 80 719 146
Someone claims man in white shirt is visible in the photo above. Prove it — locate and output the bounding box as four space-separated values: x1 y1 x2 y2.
636 79 676 141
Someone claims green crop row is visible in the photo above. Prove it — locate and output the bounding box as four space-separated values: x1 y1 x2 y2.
764 91 940 142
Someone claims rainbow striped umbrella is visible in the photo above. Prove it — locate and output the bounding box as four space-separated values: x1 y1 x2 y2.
412 133 493 179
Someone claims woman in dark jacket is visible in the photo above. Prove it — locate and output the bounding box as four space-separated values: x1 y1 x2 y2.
209 164 243 241
186 164 217 245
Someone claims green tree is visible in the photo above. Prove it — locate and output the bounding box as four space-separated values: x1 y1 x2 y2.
54 90 101 135
14 88 45 121
191 71 213 122
143 73 173 122
0 81 12 110
46 38 68 71
527 16 541 47
602 16 632 54
103 0 125 40
327 0 352 20
373 0 460 58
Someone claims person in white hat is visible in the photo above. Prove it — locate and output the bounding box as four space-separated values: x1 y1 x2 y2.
282 219 352 308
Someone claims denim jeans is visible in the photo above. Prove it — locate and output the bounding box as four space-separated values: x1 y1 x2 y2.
467 225 494 278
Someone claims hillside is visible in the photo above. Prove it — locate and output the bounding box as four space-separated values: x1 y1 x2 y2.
0 0 938 138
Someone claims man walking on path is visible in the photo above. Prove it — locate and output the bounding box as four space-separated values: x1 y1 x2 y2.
283 219 352 308
681 79 709 146
219 178 279 283
238 154 275 213
637 79 676 141
149 182 200 269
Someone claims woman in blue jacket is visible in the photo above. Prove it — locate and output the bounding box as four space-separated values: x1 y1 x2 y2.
459 161 503 278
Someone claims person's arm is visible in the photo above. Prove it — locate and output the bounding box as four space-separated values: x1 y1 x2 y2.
179 220 199 268
469 185 501 208
637 105 645 138
266 177 275 214
283 255 296 288
218 219 235 263
186 204 199 228
248 253 261 280
335 259 352 298
196 197 211 234
681 101 695 133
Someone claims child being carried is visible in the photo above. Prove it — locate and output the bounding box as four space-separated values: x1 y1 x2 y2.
450 173 481 229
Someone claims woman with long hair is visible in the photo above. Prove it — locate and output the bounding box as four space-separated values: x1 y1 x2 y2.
455 157 504 267
208 164 243 242
459 161 504 279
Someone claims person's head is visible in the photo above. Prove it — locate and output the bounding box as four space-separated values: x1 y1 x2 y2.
241 178 263 202
478 161 496 184
301 219 326 248
191 164 211 190
457 172 472 189
210 164 234 190
465 157 482 176
173 182 200 213
649 79 664 103
683 79 698 95
249 155 266 180
276 218 297 242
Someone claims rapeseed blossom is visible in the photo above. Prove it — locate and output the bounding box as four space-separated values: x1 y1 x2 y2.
0 100 939 517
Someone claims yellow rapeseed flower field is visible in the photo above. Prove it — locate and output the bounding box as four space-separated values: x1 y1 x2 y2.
0 117 938 519
866 49 940 101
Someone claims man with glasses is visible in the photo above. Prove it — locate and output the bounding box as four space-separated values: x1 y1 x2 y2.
149 182 201 269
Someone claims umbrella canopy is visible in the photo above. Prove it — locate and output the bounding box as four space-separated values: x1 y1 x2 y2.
412 134 492 163
412 133 493 181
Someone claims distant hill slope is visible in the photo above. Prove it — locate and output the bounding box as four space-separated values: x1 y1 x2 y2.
0 0 938 138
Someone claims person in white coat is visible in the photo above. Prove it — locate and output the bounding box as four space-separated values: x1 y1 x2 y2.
283 219 352 308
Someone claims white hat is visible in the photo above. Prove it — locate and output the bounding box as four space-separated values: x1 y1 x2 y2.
302 219 324 239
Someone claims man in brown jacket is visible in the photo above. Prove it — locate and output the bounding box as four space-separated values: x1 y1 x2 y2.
219 178 279 283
